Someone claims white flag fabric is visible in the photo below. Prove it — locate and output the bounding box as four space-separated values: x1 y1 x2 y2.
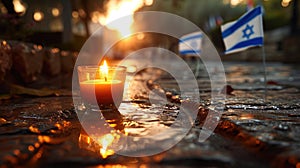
221 6 264 54
179 31 203 55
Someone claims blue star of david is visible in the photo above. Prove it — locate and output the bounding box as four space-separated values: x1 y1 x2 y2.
242 24 254 39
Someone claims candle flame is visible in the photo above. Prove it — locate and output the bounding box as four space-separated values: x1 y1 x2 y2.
100 60 109 81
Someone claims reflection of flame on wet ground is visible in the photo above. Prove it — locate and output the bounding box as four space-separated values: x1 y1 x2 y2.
98 134 115 159
79 131 120 159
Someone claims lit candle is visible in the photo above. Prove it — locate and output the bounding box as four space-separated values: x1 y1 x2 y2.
78 61 126 108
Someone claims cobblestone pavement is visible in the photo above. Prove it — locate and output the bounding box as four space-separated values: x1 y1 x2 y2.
0 62 299 168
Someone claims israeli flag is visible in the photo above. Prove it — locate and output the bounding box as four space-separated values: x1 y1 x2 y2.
179 31 203 55
221 6 264 54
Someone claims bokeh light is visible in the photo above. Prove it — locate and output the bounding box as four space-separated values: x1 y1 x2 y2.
72 11 79 19
33 11 44 22
13 0 26 15
144 0 153 6
52 8 60 17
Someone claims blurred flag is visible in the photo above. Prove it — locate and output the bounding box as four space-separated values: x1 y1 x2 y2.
179 31 203 55
221 6 264 54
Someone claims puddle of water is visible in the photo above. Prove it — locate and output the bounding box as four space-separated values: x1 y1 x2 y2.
76 61 300 160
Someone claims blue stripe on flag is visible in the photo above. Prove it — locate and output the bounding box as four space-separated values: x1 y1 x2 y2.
179 50 201 55
180 34 203 42
225 37 263 53
222 6 262 38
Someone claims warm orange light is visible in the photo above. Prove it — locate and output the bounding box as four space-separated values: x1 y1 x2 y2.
13 0 26 15
52 8 60 17
78 132 117 159
38 135 51 143
100 60 109 81
98 0 147 38
144 0 153 6
230 0 243 6
281 0 291 7
34 142 40 148
98 134 115 158
282 0 292 3
28 145 35 152
240 113 254 120
13 150 20 155
72 11 79 19
33 11 44 22
29 125 40 134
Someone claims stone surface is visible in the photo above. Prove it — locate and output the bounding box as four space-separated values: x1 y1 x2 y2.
0 62 299 168
0 41 79 88
60 51 76 74
0 41 12 82
43 48 61 76
10 42 43 83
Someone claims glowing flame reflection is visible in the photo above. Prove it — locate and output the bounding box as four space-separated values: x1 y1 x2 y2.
79 131 120 159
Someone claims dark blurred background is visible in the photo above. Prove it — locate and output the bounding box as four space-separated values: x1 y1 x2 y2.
0 0 299 61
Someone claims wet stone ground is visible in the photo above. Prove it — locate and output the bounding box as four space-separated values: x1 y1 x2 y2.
0 62 300 168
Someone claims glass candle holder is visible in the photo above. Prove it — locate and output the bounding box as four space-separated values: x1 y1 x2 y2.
77 65 126 110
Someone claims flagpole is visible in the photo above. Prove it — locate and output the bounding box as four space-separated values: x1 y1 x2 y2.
194 56 200 78
220 5 266 102
261 46 267 102
260 3 267 103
